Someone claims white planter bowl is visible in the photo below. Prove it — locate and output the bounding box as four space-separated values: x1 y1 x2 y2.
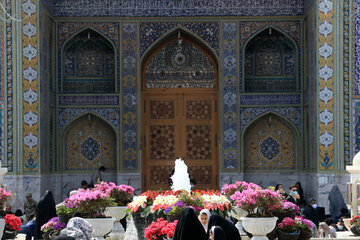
240 217 277 240
105 206 127 221
85 217 116 238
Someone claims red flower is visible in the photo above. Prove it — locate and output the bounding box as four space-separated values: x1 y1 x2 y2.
144 218 178 240
4 214 21 231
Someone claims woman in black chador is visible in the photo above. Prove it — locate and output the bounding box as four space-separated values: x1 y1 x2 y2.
209 226 227 240
173 207 207 240
35 190 57 239
207 213 242 240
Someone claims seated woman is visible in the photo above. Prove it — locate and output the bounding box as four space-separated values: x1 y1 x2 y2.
173 207 207 240
209 226 227 240
207 213 241 240
57 217 94 240
198 209 211 232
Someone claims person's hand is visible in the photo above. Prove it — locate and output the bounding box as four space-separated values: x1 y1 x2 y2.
294 193 300 199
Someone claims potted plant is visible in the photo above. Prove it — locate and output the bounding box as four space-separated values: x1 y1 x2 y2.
144 218 178 240
95 182 134 238
232 188 282 240
56 203 76 224
66 188 116 239
349 215 360 235
273 201 299 223
278 217 300 240
295 217 313 240
2 214 21 240
222 182 260 234
40 217 66 240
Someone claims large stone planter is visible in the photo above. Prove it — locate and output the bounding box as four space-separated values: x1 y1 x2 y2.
231 207 248 236
85 217 116 240
241 217 278 240
104 206 128 240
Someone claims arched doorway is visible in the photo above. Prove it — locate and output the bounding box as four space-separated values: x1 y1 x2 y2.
141 31 218 190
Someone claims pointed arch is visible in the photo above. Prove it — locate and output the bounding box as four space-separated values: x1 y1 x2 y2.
243 26 298 92
141 27 218 89
242 112 299 171
61 28 116 93
141 27 218 64
61 113 117 172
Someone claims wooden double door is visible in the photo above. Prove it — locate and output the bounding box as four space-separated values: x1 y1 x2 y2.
142 89 218 190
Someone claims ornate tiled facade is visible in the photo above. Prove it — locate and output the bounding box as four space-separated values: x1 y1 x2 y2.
223 23 238 169
354 0 360 97
59 108 120 130
122 23 137 170
52 0 304 17
240 107 301 131
239 21 302 92
140 22 219 56
64 115 116 171
244 115 296 170
318 0 335 170
22 0 40 171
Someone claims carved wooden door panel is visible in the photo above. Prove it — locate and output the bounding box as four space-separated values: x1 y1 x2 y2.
142 91 218 190
180 93 218 190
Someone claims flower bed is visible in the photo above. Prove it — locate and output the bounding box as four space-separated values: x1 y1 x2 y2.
127 190 231 218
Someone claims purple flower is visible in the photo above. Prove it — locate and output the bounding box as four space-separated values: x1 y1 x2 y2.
164 207 173 214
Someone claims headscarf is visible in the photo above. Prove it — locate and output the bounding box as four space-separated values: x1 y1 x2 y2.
35 190 57 239
199 209 211 231
211 226 227 240
318 222 335 238
207 213 241 240
173 207 207 240
60 217 94 240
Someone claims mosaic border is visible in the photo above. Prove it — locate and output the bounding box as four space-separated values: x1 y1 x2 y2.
317 0 335 170
52 0 304 17
343 0 351 166
223 22 238 169
122 23 138 170
240 94 301 105
5 0 14 171
22 0 40 171
354 0 360 97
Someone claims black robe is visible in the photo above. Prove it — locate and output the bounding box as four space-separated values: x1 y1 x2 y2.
173 207 207 240
35 190 57 239
207 213 241 240
212 226 227 240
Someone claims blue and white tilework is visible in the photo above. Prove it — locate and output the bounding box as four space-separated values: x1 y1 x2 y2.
59 108 120 131
223 23 238 169
140 22 219 56
240 94 301 105
240 107 301 131
53 0 304 17
355 0 360 96
122 23 138 170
